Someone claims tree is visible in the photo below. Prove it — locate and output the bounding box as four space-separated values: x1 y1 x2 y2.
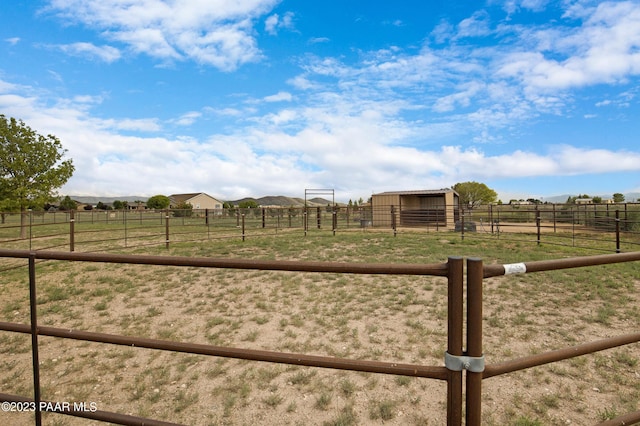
613 193 625 203
147 194 170 210
239 200 259 209
58 195 77 211
112 200 127 210
452 181 497 210
0 115 74 238
96 201 112 210
172 201 193 217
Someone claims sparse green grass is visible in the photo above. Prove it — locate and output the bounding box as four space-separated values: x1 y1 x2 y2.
369 399 396 421
0 229 638 425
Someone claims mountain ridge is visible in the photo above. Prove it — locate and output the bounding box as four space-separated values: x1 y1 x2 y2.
66 195 342 207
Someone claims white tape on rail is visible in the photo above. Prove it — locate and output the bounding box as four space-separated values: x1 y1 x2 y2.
503 263 527 274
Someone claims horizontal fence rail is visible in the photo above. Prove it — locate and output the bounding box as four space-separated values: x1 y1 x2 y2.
0 321 449 380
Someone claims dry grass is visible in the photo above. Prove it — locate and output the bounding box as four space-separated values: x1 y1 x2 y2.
0 230 638 425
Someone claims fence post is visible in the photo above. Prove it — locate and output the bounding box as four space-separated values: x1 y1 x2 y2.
262 208 266 229
391 205 397 237
70 209 75 252
303 208 308 236
241 213 246 242
490 204 494 234
615 209 621 253
536 206 541 246
461 210 465 241
466 257 484 426
28 253 43 426
317 206 321 229
123 209 128 247
332 207 337 236
29 211 33 251
165 210 170 249
446 256 464 425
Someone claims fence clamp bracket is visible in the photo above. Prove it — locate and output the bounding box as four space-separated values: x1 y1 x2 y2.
445 352 485 373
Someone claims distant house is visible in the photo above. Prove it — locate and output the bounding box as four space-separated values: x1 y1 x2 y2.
169 193 224 210
371 189 460 228
575 198 593 205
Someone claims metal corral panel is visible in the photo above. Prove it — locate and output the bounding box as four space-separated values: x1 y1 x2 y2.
372 190 459 228
372 193 400 227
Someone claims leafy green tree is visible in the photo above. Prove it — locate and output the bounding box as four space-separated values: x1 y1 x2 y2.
613 193 625 203
112 200 128 210
222 201 236 217
0 115 74 238
172 201 193 217
58 195 77 211
452 181 497 210
96 201 112 210
239 200 259 209
147 194 170 210
592 196 602 204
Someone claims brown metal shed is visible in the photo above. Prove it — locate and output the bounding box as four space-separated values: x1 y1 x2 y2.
371 189 459 228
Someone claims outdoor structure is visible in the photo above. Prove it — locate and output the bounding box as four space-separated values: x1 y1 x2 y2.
575 198 594 205
169 193 223 210
371 189 459 228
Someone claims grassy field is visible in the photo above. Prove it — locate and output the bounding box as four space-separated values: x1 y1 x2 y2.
0 230 638 425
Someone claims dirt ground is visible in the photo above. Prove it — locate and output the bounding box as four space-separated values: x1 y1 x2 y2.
0 235 638 425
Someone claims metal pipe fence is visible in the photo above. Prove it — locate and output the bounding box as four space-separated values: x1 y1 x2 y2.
2 204 639 253
0 248 639 424
0 249 457 425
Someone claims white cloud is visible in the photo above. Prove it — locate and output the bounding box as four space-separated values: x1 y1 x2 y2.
5 37 20 45
456 10 492 39
265 11 294 35
263 91 293 102
55 42 121 62
44 0 280 71
110 118 162 132
498 1 640 91
309 37 330 44
433 81 485 112
174 111 202 126
265 14 279 35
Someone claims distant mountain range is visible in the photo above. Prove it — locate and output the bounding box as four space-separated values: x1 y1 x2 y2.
228 196 342 207
67 195 341 207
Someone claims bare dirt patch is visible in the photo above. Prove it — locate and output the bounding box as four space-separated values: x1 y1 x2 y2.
1 232 638 425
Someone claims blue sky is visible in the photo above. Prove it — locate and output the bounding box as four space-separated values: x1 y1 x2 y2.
1 0 640 203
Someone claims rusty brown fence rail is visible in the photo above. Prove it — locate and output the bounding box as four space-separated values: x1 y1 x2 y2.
1 249 639 424
0 249 462 425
